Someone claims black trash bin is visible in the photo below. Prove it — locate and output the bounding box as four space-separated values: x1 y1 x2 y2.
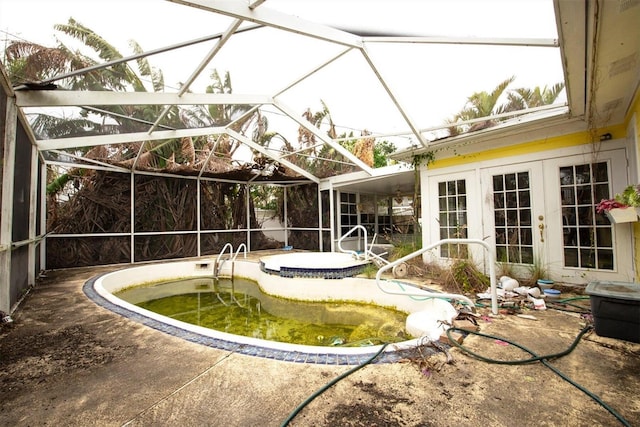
585 281 640 343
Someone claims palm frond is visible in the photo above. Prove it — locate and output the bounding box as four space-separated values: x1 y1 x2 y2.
129 40 151 77
28 114 102 139
543 82 565 104
150 68 165 93
5 41 71 83
55 18 145 91
55 18 123 62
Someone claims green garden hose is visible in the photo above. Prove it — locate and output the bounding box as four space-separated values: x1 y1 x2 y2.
280 343 389 427
545 296 591 313
446 325 631 426
475 295 591 314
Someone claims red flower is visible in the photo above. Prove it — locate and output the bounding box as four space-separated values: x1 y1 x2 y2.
595 198 628 214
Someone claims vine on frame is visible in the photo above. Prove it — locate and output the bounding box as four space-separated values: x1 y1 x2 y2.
411 151 435 168
407 151 435 247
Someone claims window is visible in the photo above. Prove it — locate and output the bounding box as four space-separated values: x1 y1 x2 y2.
339 192 358 236
438 180 467 258
359 194 376 235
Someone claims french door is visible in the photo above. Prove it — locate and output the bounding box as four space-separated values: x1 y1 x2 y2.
480 162 546 279
481 149 634 284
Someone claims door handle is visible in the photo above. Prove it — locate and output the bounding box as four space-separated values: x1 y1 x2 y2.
538 215 544 242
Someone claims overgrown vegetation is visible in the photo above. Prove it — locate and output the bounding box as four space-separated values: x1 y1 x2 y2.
423 258 490 295
360 263 379 279
448 258 490 294
5 19 399 268
390 240 421 261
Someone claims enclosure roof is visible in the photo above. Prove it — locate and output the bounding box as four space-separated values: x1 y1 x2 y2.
2 0 639 188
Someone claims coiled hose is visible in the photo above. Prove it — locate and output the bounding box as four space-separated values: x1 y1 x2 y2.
280 343 389 427
446 325 631 426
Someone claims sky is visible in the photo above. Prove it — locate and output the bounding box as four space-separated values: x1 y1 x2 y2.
0 0 565 149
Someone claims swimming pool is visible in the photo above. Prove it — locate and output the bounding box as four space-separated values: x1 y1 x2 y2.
114 276 409 346
85 254 458 365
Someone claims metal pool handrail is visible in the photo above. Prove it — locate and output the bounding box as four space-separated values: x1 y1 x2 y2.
337 225 369 260
214 243 247 279
216 242 234 264
214 243 234 278
375 238 498 315
233 243 247 260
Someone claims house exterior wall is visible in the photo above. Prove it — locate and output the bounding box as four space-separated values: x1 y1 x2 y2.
629 93 640 281
419 89 640 285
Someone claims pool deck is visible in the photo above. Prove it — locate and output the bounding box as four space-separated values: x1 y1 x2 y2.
1 251 640 426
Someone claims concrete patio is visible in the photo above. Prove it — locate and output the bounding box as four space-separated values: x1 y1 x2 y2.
1 256 639 426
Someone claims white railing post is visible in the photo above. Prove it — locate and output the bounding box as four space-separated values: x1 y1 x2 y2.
337 225 369 260
375 238 498 315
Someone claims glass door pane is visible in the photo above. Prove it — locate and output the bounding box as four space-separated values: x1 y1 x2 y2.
492 171 534 264
543 149 632 283
559 162 614 270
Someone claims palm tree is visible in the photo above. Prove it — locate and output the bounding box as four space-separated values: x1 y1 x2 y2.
6 18 269 172
504 82 565 112
455 76 515 132
446 77 565 136
5 18 178 152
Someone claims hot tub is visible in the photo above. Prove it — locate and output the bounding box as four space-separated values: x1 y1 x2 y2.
260 252 369 279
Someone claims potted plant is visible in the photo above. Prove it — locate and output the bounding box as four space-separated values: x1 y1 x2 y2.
596 184 640 223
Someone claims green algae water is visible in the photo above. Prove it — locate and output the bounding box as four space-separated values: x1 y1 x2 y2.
115 277 408 347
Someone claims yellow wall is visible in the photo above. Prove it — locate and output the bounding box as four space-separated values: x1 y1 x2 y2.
430 124 628 170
